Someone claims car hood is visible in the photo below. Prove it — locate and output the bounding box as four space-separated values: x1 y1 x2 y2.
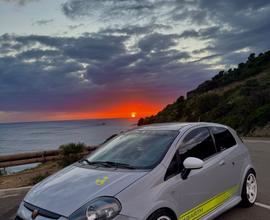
24 164 147 217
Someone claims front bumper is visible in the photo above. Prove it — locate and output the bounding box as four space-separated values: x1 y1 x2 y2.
16 202 67 220
16 202 138 220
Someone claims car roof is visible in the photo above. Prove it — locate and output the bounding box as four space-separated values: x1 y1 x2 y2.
136 122 228 131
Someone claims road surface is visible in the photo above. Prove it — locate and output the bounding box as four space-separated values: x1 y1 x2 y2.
1 139 270 219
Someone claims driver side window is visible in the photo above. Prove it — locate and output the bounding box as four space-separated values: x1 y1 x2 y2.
179 127 217 171
164 127 217 181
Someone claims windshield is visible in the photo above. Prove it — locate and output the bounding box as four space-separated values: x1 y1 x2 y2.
85 130 179 169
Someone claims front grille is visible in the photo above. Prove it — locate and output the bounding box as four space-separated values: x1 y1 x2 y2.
24 202 61 219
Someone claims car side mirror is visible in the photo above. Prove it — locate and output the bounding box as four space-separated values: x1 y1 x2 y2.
181 157 204 180
183 157 204 169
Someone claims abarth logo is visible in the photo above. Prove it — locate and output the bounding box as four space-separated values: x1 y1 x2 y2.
96 176 109 186
31 209 39 219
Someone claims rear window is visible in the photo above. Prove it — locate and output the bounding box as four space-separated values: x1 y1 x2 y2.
211 127 236 151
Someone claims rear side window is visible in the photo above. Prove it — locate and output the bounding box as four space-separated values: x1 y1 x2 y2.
179 127 217 161
211 127 236 151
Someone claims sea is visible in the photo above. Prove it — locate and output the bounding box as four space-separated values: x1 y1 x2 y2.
0 118 137 172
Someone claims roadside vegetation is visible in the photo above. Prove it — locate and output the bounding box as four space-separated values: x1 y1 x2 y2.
58 142 86 167
138 51 270 136
0 169 7 176
31 172 51 185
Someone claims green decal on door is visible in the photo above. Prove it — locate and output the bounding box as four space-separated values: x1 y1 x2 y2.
179 185 239 220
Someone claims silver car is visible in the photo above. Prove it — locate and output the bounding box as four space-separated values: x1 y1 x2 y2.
16 122 258 220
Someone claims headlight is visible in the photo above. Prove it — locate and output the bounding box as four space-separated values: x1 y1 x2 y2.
69 197 121 220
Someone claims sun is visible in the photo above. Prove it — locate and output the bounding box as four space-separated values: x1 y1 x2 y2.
130 112 137 118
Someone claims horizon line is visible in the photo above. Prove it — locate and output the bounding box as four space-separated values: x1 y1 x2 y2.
0 117 139 125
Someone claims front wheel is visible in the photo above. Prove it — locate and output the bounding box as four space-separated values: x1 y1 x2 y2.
241 170 257 207
148 210 175 220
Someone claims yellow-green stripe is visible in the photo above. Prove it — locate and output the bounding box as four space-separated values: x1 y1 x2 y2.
178 185 238 220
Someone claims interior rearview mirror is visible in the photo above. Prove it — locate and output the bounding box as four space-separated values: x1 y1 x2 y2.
181 157 204 180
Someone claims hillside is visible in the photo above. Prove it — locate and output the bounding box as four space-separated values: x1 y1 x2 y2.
138 51 270 136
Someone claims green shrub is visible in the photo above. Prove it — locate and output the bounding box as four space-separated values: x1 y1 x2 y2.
0 169 7 176
58 142 86 167
32 172 50 184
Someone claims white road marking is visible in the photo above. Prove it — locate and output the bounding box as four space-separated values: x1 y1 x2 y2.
244 139 270 143
0 185 32 193
0 186 32 199
0 193 19 199
255 202 270 210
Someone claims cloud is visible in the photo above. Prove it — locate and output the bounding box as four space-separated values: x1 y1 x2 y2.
60 0 270 59
0 30 208 114
33 19 54 26
62 0 154 19
3 0 38 6
68 24 84 30
1 0 270 121
99 24 172 36
138 33 180 52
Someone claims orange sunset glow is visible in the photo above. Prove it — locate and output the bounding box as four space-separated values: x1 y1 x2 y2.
31 102 163 122
84 102 159 119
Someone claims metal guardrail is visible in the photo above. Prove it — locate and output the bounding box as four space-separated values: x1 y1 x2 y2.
0 146 97 168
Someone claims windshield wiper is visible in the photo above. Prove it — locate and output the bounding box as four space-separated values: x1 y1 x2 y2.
80 159 111 167
101 161 136 169
80 160 135 169
79 158 93 165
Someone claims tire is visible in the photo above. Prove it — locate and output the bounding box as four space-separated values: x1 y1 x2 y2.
241 169 257 207
147 209 176 220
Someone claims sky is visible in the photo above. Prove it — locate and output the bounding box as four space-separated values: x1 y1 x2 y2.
0 0 270 122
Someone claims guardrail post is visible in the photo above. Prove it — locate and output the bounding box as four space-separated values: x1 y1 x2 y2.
42 151 45 163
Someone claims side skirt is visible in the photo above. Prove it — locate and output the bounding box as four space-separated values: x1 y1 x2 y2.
201 196 242 220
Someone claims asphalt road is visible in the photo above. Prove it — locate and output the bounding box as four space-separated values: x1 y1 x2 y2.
1 139 270 220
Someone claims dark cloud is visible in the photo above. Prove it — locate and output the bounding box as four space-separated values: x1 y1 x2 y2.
68 24 84 30
199 0 270 12
60 0 270 64
61 0 186 21
0 31 207 113
179 26 220 40
0 33 128 112
138 33 180 52
62 0 151 19
179 30 200 39
61 0 270 61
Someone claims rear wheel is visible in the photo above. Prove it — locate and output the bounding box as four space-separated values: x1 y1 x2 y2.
241 170 257 207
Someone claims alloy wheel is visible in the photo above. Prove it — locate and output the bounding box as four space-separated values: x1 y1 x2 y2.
246 173 257 203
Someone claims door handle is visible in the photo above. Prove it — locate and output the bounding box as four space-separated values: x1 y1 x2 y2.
219 160 225 166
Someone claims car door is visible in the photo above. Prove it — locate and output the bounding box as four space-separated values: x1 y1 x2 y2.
170 127 237 220
210 126 242 187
